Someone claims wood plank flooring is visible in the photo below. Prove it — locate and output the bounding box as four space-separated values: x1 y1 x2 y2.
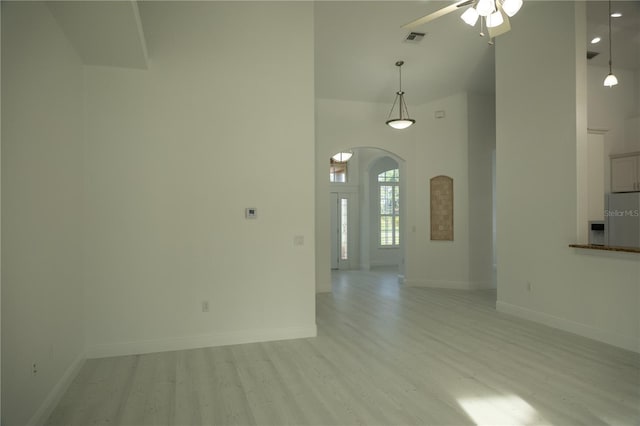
47 269 640 425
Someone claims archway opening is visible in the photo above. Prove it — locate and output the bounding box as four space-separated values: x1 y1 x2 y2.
327 147 407 282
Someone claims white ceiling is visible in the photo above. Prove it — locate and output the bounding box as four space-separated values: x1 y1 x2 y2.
315 1 640 104
48 0 148 69
315 1 496 104
46 0 639 103
586 0 640 70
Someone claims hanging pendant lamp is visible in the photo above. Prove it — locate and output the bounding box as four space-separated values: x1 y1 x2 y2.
386 61 415 130
603 0 618 87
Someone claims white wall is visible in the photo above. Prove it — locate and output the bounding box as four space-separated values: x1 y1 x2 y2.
409 95 476 289
588 65 639 155
1 2 3 422
587 65 639 200
468 94 496 288
496 1 639 352
586 132 605 222
316 93 494 292
355 148 381 271
1 2 86 425
83 2 316 357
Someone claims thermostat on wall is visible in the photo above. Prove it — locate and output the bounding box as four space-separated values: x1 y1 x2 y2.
245 208 258 219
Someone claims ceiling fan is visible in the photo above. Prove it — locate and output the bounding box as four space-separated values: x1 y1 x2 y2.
402 0 523 42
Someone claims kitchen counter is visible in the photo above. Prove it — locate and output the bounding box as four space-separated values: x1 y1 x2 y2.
569 244 640 254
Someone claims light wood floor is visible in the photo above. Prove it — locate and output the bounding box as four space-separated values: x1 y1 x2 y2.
48 269 640 425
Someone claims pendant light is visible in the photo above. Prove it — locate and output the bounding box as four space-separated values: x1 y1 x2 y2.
603 0 618 87
386 61 415 130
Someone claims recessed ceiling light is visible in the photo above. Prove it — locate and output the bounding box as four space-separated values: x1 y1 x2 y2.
591 37 601 44
610 12 622 18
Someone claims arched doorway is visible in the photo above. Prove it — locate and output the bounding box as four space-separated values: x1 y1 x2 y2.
327 147 407 280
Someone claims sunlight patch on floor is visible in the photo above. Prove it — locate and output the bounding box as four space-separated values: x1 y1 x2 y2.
457 395 550 426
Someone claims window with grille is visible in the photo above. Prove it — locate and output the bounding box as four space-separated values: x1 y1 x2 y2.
378 169 400 246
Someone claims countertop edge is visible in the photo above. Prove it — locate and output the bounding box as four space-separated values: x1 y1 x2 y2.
569 244 640 254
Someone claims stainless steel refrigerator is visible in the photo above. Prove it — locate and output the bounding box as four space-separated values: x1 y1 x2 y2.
605 192 640 248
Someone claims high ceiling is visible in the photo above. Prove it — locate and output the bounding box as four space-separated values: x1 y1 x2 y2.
47 0 640 105
315 1 640 104
586 0 640 70
314 1 496 104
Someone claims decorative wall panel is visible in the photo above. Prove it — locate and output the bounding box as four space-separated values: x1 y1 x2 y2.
430 175 453 241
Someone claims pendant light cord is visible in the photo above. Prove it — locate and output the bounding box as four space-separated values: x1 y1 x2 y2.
608 0 613 73
386 60 415 128
396 61 405 119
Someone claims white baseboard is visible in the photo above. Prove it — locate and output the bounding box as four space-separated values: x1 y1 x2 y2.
27 352 86 426
497 301 639 353
87 325 318 359
405 280 494 290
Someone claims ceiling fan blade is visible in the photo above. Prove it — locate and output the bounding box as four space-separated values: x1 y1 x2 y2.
402 0 474 29
488 14 511 38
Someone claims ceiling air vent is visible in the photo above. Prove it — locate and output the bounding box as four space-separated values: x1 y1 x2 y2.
404 32 426 43
587 51 600 60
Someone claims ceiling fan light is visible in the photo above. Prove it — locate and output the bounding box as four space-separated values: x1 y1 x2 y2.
501 0 523 17
603 73 618 87
486 10 504 28
476 0 495 17
461 7 480 26
386 119 415 130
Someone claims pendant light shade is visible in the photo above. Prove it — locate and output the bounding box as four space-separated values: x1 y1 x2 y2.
604 73 618 87
603 0 618 87
386 61 415 130
386 119 415 130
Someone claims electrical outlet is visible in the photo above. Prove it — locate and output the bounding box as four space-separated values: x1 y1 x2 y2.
202 301 210 312
32 363 38 376
294 235 304 246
